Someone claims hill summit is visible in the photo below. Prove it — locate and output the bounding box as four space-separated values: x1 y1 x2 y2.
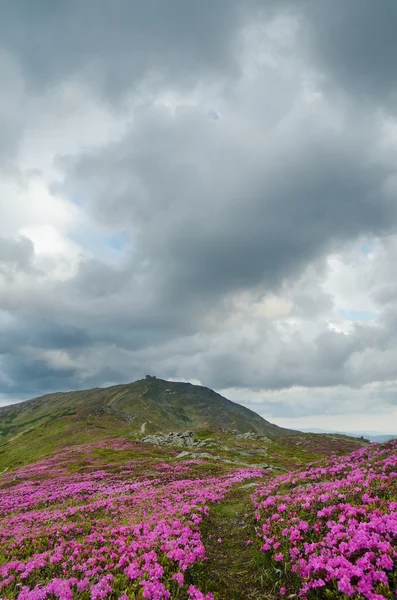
0 377 291 468
0 376 287 437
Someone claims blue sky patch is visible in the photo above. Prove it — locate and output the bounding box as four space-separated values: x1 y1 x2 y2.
340 309 377 321
360 242 375 256
107 232 127 252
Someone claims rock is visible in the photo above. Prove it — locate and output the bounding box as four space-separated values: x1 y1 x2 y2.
223 430 272 443
141 431 197 448
240 482 260 489
243 448 268 456
176 451 215 460
235 432 272 443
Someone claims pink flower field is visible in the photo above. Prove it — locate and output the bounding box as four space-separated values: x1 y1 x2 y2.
0 440 261 600
252 440 397 600
3 438 397 599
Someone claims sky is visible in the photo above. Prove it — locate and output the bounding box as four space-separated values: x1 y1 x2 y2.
1 1 397 433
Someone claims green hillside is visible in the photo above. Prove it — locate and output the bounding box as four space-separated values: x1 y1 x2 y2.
0 377 367 472
0 378 282 468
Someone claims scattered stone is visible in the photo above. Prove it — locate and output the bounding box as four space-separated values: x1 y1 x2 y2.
224 430 272 443
236 432 272 443
141 431 197 448
243 448 268 456
240 482 260 489
176 451 215 460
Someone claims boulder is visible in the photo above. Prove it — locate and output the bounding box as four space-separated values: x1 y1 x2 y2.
141 431 197 448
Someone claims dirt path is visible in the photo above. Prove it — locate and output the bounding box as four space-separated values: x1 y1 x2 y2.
188 485 273 599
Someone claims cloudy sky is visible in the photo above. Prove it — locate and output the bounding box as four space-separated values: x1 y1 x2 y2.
2 1 397 433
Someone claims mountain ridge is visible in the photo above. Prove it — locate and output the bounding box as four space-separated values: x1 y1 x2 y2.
0 378 371 472
0 378 294 468
0 377 288 434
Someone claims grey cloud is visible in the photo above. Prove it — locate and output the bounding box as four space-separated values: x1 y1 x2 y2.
0 236 35 276
60 98 396 319
2 277 397 401
3 1 397 106
1 354 122 399
1 354 78 397
0 0 271 99
302 0 397 106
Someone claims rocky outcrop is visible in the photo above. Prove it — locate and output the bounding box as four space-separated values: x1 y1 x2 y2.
176 451 216 460
141 431 205 448
140 430 271 454
228 430 272 443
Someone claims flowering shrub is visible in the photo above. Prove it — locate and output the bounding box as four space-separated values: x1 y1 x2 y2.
252 440 397 599
0 442 262 599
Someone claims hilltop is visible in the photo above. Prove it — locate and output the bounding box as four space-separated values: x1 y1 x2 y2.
0 377 367 471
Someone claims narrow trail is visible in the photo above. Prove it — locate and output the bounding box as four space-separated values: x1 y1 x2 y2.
189 485 272 599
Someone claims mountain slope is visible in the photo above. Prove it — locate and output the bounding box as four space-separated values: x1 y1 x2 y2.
0 377 287 435
0 378 291 469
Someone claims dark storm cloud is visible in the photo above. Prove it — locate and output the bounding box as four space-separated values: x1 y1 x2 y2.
0 351 126 399
2 356 77 395
302 0 397 105
0 0 271 99
3 1 397 104
60 102 396 313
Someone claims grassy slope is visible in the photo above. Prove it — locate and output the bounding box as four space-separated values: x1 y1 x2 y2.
0 378 368 472
0 378 288 470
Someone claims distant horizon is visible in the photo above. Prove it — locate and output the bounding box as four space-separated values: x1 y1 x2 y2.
288 426 397 438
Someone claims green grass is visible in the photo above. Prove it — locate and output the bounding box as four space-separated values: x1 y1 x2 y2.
188 486 272 599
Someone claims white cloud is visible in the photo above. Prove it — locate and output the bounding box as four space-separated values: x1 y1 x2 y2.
0 174 79 236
